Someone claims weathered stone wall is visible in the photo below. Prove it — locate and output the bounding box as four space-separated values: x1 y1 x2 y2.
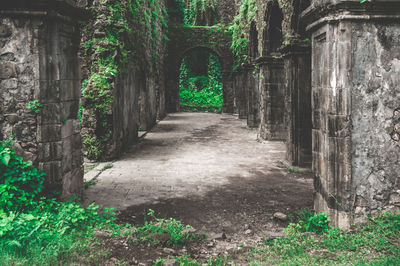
351 22 400 223
80 0 168 160
217 0 237 24
283 44 312 167
303 0 400 227
0 1 85 197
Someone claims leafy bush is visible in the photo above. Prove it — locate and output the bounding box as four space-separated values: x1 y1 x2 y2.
0 139 46 212
0 139 122 264
286 211 331 235
180 52 223 112
134 209 199 246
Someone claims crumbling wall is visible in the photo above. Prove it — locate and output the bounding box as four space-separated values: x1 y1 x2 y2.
304 0 400 227
0 1 85 197
80 0 168 161
351 23 400 223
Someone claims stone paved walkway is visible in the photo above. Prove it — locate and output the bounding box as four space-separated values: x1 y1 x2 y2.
84 112 312 214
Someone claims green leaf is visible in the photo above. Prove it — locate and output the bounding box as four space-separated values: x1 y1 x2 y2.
0 153 11 166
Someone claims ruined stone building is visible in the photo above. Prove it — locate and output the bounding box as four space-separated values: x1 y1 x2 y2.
0 0 399 228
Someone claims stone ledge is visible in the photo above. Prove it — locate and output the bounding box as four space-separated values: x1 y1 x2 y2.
0 0 88 21
302 0 400 32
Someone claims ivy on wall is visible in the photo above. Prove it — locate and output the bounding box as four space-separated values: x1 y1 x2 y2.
81 0 168 161
229 0 257 70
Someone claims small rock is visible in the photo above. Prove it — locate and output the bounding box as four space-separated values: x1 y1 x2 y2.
163 248 175 255
161 260 179 266
1 78 18 89
183 228 197 234
273 212 288 221
149 233 171 243
206 242 215 248
94 229 112 238
6 113 18 124
244 229 253 235
244 224 250 230
208 232 226 240
263 231 288 240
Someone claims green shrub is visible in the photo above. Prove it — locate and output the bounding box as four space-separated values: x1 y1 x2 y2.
0 139 122 264
0 139 46 212
286 211 331 235
134 209 199 246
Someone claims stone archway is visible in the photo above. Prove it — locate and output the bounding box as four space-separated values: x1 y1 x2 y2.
165 26 234 113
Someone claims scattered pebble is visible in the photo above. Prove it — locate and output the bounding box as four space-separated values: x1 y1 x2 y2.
273 212 288 221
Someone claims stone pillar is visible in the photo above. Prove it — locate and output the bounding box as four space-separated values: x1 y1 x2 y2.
222 71 234 113
234 70 247 119
258 56 286 140
244 64 260 127
303 0 400 227
282 43 312 167
0 1 85 198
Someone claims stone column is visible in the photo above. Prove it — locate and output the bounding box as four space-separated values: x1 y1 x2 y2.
244 64 260 127
234 69 247 119
0 1 86 198
222 71 234 113
258 56 286 140
282 43 312 167
303 0 400 227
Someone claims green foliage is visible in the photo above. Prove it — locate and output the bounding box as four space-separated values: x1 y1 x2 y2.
26 99 42 114
230 0 257 70
0 140 124 264
184 0 218 26
286 211 331 235
155 255 200 266
288 166 299 173
134 209 199 246
0 139 46 213
82 0 168 161
180 52 223 112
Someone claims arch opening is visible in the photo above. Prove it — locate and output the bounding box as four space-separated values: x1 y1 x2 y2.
179 47 223 113
264 3 284 55
249 21 259 59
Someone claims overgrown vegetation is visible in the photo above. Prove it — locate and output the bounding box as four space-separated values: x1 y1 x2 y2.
230 0 257 70
154 210 400 265
179 50 223 112
0 139 124 264
134 209 202 246
81 0 168 161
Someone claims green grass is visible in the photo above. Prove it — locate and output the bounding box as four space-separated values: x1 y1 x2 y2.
240 211 400 265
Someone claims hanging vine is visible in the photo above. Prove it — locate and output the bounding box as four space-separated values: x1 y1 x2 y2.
80 0 168 160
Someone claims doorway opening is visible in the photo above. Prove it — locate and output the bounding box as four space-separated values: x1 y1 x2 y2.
179 48 223 113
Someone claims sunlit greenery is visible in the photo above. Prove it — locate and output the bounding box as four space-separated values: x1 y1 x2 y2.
179 50 223 112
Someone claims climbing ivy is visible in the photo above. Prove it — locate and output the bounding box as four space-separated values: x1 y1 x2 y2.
81 0 168 160
184 0 218 26
229 0 257 70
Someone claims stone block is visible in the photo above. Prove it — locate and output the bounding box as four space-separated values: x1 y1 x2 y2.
62 167 83 199
38 80 60 103
61 119 74 138
40 103 61 124
0 24 12 38
37 124 61 142
39 161 62 184
0 62 17 79
38 141 63 161
0 78 18 89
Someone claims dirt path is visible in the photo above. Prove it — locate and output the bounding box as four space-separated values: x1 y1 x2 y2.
84 112 313 264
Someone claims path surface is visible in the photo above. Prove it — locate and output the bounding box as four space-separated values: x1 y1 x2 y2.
85 112 313 238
